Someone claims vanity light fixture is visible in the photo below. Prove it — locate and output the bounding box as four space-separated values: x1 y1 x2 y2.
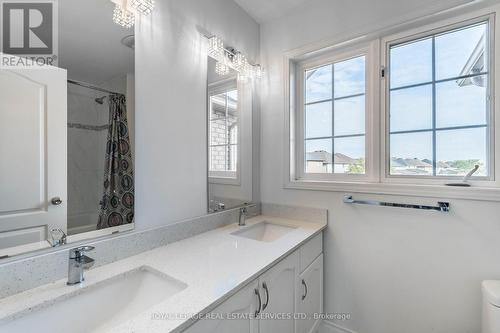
238 61 253 81
111 0 155 28
206 34 264 81
215 61 230 76
233 52 247 72
113 4 135 28
208 36 225 59
130 0 154 15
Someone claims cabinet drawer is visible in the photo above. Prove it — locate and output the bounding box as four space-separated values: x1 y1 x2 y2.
300 232 322 273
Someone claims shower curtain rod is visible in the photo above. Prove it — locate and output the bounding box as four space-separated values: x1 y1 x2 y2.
67 79 124 96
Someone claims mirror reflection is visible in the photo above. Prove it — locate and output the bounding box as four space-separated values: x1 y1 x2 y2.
207 57 253 212
0 0 135 258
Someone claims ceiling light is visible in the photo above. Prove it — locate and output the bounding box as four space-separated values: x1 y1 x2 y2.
130 0 154 15
113 4 135 28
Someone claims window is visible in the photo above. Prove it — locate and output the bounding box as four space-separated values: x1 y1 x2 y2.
387 21 492 179
209 81 238 179
298 48 371 181
288 10 498 196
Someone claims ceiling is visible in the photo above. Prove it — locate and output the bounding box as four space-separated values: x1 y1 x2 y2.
59 0 134 85
233 0 313 23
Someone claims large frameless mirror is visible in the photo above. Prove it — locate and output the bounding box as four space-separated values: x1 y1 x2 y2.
207 57 254 213
0 0 135 259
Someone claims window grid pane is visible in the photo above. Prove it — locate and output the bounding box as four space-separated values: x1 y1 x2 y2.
209 88 238 173
389 21 490 178
304 56 366 175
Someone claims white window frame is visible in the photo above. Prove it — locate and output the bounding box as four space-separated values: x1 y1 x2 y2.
284 5 500 201
294 41 379 183
381 13 497 188
208 78 241 185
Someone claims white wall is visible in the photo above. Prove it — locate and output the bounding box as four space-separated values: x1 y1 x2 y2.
259 0 500 332
134 0 259 228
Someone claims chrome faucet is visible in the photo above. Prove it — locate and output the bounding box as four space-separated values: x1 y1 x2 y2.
48 228 67 247
239 207 249 226
67 246 95 285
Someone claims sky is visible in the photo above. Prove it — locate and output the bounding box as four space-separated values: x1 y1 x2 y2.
304 22 488 171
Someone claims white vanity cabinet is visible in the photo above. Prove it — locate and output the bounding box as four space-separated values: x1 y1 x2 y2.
296 232 324 333
297 254 323 333
258 252 300 333
183 232 323 333
184 280 260 333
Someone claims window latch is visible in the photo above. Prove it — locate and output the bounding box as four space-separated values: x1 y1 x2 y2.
381 66 386 78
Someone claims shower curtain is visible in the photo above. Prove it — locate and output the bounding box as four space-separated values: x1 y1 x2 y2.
97 94 134 229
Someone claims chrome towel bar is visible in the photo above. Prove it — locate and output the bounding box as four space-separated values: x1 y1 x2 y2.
343 195 450 213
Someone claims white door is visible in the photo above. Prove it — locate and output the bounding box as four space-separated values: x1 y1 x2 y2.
259 252 299 333
183 280 260 333
0 67 67 249
297 254 323 333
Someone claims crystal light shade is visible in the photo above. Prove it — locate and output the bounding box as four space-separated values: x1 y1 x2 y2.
207 34 264 80
113 4 135 28
233 52 247 71
215 61 230 76
130 0 154 15
239 61 253 81
208 36 224 60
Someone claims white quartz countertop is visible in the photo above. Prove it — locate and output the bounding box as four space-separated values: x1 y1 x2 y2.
0 215 326 333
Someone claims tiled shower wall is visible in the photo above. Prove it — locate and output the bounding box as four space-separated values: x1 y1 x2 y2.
67 83 109 234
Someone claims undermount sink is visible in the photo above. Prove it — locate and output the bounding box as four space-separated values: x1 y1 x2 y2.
0 266 187 333
231 221 297 242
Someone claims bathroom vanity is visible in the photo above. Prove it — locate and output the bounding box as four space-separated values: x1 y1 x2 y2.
0 2 323 332
0 215 325 333
184 225 323 333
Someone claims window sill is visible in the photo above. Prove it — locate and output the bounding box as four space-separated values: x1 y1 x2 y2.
285 179 500 202
209 177 241 186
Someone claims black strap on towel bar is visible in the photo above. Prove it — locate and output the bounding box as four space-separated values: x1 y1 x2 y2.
343 195 450 212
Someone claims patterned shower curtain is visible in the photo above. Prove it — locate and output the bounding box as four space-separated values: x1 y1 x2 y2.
97 94 134 229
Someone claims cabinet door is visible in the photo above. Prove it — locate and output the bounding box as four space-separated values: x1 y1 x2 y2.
259 252 299 333
297 254 323 333
183 280 259 333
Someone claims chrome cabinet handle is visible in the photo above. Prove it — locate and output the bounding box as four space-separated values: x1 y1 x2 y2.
302 279 308 301
254 288 262 317
51 197 63 205
262 282 270 311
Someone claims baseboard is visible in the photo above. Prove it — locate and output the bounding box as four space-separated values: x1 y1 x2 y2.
311 318 322 333
318 320 358 333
